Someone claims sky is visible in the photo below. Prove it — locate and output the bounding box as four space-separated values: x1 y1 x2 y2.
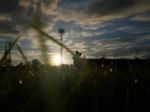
0 0 150 64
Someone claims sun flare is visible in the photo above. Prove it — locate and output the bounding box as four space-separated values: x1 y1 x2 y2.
52 55 62 66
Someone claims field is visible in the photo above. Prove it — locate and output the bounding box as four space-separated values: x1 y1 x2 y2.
0 59 150 112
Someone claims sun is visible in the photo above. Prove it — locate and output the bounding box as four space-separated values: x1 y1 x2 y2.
52 55 62 66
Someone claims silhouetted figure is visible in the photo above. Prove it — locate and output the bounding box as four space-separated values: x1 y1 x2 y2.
73 51 82 68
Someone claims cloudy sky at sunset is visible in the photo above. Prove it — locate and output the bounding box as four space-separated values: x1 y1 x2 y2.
0 0 150 64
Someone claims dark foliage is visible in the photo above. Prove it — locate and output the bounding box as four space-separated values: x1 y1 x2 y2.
0 59 150 112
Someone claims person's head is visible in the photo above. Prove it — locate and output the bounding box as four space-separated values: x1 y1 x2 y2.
75 51 79 54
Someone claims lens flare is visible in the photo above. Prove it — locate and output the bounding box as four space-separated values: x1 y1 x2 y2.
52 55 61 66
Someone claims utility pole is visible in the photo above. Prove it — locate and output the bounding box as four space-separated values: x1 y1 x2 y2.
58 28 65 65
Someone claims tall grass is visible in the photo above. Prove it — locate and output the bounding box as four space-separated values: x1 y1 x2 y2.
0 36 20 65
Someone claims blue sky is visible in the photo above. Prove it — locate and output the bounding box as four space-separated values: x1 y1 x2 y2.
0 0 150 64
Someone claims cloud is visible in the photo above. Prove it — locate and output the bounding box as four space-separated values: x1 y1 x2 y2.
0 0 21 14
1 0 149 35
0 0 58 34
88 0 150 15
88 0 136 15
0 0 150 34
0 20 19 34
54 0 150 26
130 11 150 22
0 0 150 61
87 33 150 58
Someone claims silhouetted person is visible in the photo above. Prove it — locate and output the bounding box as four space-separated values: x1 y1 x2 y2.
73 51 82 68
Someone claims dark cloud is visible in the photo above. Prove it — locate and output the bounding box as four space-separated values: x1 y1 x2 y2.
0 0 150 60
91 38 150 58
0 0 28 34
88 0 149 15
0 0 20 14
0 0 56 13
0 20 19 34
0 0 56 34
